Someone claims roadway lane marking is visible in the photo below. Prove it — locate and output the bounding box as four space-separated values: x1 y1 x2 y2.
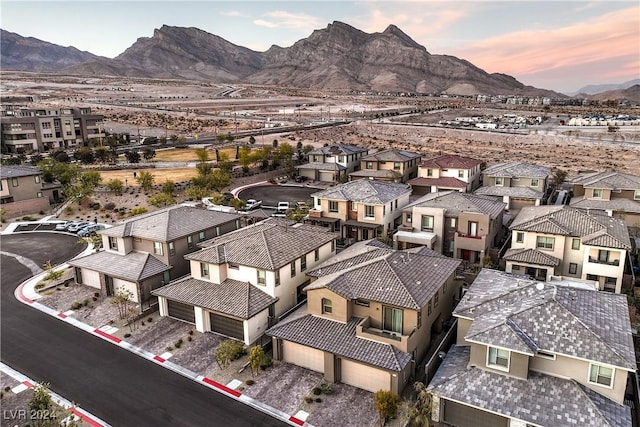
0 250 44 275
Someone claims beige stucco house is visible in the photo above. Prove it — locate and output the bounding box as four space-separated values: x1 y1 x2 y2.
428 269 634 427
408 154 482 195
296 143 367 182
0 165 58 217
349 148 421 183
475 162 551 211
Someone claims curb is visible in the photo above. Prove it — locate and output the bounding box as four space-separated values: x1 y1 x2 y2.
14 276 310 427
0 362 112 427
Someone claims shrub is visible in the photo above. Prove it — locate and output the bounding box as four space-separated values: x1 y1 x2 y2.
3 386 10 392
71 301 82 310
175 342 182 349
215 340 246 368
148 317 153 322
374 390 400 426
35 282 45 290
129 207 148 217
312 387 322 396
94 292 100 298
304 397 314 404
91 202 101 210
92 297 97 302
39 210 45 215
188 330 193 335
315 398 322 403
245 380 255 386
259 355 273 370
187 336 193 342
124 333 131 338
141 321 145 326
321 383 334 395
166 346 173 352
104 202 116 211
82 299 90 306
22 216 35 221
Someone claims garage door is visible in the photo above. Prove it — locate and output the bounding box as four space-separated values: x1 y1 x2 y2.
209 312 244 340
167 300 195 323
319 171 335 182
282 341 324 372
340 359 390 393
510 198 534 211
443 399 508 427
301 170 315 180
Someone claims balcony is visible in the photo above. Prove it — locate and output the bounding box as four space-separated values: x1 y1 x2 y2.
355 317 415 352
308 209 323 218
454 232 487 252
588 257 620 266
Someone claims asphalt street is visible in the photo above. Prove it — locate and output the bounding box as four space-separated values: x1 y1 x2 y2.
237 185 320 208
0 232 287 427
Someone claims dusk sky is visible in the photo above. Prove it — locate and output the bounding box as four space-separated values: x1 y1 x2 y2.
1 1 638 94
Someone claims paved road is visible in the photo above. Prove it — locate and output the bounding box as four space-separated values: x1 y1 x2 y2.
0 232 286 427
238 185 320 208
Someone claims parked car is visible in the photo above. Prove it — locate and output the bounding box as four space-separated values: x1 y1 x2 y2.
277 201 290 212
77 224 106 237
67 221 91 233
294 175 309 183
295 201 309 210
55 221 71 231
245 199 262 210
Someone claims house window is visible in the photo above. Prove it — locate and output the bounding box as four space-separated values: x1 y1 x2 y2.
37 192 43 198
536 236 554 250
468 221 479 237
11 177 19 187
153 241 163 255
406 213 412 223
198 231 206 242
290 262 296 277
300 255 307 271
587 274 599 281
394 162 401 170
571 238 580 250
516 232 524 243
443 281 447 294
427 169 433 177
589 364 614 388
421 215 434 232
329 201 339 213
495 176 504 186
487 347 510 370
200 263 209 278
229 262 239 270
634 190 640 201
364 205 375 219
315 248 320 261
434 293 439 307
537 350 556 360
352 202 358 212
531 178 539 187
598 250 610 263
592 188 603 198
428 300 432 315
256 269 266 285
168 242 175 256
322 298 332 314
355 299 370 307
417 311 422 328
366 161 373 169
512 265 521 271
450 218 457 228
34 175 41 183
383 306 403 334
108 237 118 250
331 240 335 252
338 155 345 163
458 170 464 178
215 226 221 236
569 263 578 275
275 270 280 286
187 235 194 249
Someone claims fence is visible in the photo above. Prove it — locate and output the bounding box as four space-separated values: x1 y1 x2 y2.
424 318 458 384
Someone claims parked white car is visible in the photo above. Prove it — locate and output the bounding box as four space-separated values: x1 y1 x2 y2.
277 201 290 212
55 221 71 231
245 199 262 210
67 221 91 233
77 224 106 237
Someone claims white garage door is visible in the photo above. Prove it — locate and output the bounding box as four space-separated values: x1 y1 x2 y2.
319 171 335 182
282 341 324 373
341 359 390 393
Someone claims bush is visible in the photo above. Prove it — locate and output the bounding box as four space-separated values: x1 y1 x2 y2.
304 396 314 404
35 282 45 290
22 216 36 221
148 317 153 322
4 386 10 392
166 346 173 352
71 301 82 310
124 333 131 338
91 202 101 210
82 299 90 306
245 379 255 386
312 387 322 396
315 398 322 403
259 355 273 370
215 340 246 368
188 330 193 335
104 202 116 210
129 207 148 217
321 383 334 395
187 336 193 342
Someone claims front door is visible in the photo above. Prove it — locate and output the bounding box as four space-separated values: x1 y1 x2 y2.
461 250 470 261
104 275 114 296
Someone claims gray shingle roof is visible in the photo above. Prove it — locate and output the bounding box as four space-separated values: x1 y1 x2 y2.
404 191 506 220
296 162 346 171
307 143 367 156
68 251 171 282
152 276 277 319
306 239 393 277
100 206 240 242
428 346 631 427
482 162 551 178
503 248 561 267
455 269 635 370
305 248 460 310
267 314 412 371
361 148 421 162
312 180 412 204
0 165 42 179
570 196 640 214
569 171 640 190
349 169 402 179
474 185 544 199
419 154 482 169
186 220 338 270
510 206 631 249
407 176 467 188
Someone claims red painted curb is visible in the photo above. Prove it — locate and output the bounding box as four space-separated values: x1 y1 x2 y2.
202 377 242 398
93 329 122 343
153 356 165 363
288 416 304 426
22 380 33 388
70 408 103 427
16 285 34 304
58 312 67 319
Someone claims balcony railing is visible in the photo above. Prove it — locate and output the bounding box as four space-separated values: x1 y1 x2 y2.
456 232 483 240
588 257 620 266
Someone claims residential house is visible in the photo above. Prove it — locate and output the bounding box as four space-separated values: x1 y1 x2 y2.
475 162 551 211
349 149 421 183
307 179 412 240
152 219 339 345
394 191 506 262
296 143 367 182
408 154 482 195
268 241 462 394
428 269 634 427
568 171 640 227
0 165 59 217
69 206 241 306
505 205 632 293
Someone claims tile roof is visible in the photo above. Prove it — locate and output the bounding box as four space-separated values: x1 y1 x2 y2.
186 219 338 270
151 276 277 319
305 248 460 310
569 171 640 190
454 269 635 370
306 239 394 277
267 314 412 371
474 185 544 199
428 346 631 427
510 206 631 249
100 206 240 242
68 251 171 282
503 248 561 267
296 162 346 171
307 143 367 156
482 162 551 178
404 191 506 220
311 179 412 204
570 196 640 214
0 165 42 179
407 177 467 188
361 148 421 162
419 154 482 169
349 170 402 179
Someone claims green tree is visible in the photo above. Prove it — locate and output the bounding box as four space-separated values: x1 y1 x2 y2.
207 169 232 192
374 390 400 427
249 136 256 144
136 171 155 190
216 134 226 144
196 148 209 163
162 179 176 195
38 159 80 187
28 382 55 427
185 187 209 200
106 178 124 196
94 146 110 163
143 148 156 161
148 193 176 207
407 382 433 427
68 170 102 200
248 345 265 377
125 150 141 163
215 340 245 369
217 152 233 173
176 135 187 145
551 168 568 188
272 139 278 148
170 134 179 144
276 142 295 175
110 289 133 320
74 147 95 164
51 150 70 163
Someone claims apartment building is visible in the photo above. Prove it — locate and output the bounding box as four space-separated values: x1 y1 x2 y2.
505 205 632 293
475 162 551 210
268 241 461 394
394 191 506 262
0 106 104 153
428 269 634 427
349 149 421 183
296 143 367 182
408 154 482 195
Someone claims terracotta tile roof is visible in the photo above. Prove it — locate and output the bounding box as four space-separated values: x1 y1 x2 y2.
503 248 561 267
312 179 412 204
69 250 171 282
419 154 482 169
407 177 467 188
361 149 421 162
